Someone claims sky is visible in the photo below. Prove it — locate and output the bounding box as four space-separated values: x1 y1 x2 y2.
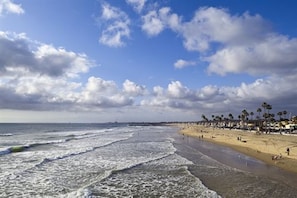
0 0 297 123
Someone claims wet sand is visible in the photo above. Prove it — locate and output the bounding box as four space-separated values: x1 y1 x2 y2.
179 124 297 174
173 128 297 197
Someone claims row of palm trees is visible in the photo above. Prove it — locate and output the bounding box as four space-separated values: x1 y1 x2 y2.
201 102 289 125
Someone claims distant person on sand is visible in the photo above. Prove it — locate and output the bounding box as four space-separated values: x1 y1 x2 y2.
287 147 290 156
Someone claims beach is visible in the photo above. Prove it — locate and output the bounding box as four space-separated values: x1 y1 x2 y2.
179 124 297 174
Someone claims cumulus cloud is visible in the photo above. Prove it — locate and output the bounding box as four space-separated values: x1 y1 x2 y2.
123 79 146 96
141 7 180 36
198 85 220 100
0 32 146 111
98 4 297 118
141 10 164 36
2 3 297 121
174 59 196 69
142 81 215 111
153 86 164 96
179 7 270 52
140 6 297 77
0 74 145 111
99 2 130 47
0 74 81 110
0 32 93 78
205 34 297 76
166 7 297 77
78 77 134 108
84 77 118 96
126 0 146 13
0 0 24 15
140 75 297 118
167 81 192 98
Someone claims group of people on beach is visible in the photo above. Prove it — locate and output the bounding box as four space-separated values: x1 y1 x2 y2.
272 147 290 160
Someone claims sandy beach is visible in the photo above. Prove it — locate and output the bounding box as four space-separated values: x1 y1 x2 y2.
179 124 297 174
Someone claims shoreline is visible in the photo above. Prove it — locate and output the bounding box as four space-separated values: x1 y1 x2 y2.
179 124 297 174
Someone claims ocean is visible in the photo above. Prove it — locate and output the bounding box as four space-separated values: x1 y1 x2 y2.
0 123 297 198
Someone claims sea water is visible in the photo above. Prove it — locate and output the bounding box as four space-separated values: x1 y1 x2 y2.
0 123 218 197
0 123 297 198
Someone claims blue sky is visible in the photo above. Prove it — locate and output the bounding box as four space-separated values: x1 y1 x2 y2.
1 0 297 123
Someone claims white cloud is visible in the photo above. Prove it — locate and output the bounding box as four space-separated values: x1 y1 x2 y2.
0 32 150 112
0 32 149 111
2 4 297 122
35 45 92 78
162 7 297 77
0 75 142 111
123 79 146 96
141 10 164 36
96 4 297 118
167 81 192 99
126 0 146 13
140 74 297 119
205 34 297 76
142 82 222 110
0 31 94 78
222 76 297 103
99 3 130 47
174 59 196 69
85 76 117 93
198 85 219 100
0 74 81 110
153 86 163 96
101 2 121 20
0 0 24 15
79 77 134 108
141 7 181 36
142 81 203 110
179 7 269 52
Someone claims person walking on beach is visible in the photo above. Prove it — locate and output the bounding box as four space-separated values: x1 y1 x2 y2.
287 147 290 156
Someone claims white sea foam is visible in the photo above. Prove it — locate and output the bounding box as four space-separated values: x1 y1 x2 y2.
0 124 220 197
0 127 135 197
85 153 220 197
0 133 13 136
0 147 11 155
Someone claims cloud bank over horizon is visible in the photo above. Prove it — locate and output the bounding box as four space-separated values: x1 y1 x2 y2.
0 0 297 122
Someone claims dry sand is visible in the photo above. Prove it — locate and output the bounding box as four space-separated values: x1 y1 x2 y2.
179 124 297 174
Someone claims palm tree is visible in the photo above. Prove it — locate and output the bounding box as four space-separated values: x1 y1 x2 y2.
242 109 249 121
262 102 268 115
266 104 272 133
283 110 287 120
271 113 275 121
256 107 262 130
277 111 283 121
266 104 272 114
257 108 262 119
216 115 222 121
250 112 254 120
201 114 208 122
261 102 271 133
241 109 249 129
228 113 234 121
